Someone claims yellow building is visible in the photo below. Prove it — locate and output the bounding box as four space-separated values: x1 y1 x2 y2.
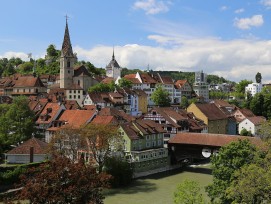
187 103 228 134
134 89 148 114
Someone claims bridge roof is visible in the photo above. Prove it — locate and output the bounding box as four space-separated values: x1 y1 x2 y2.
168 133 263 147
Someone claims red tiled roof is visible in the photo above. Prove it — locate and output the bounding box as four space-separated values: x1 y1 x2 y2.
194 103 227 120
58 109 96 128
212 99 233 108
83 105 96 110
239 108 255 117
133 89 147 96
139 73 157 84
13 76 44 88
169 133 263 147
175 80 188 88
101 77 114 84
123 74 141 84
160 76 174 84
36 103 63 124
246 116 266 125
6 138 48 155
92 115 117 125
73 65 92 77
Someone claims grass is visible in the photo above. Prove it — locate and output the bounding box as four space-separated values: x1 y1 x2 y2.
104 164 213 204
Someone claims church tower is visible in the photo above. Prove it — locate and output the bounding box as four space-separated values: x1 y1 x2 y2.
60 18 76 89
106 48 122 79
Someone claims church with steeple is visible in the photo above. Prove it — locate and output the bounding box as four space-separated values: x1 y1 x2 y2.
106 49 122 79
50 19 98 106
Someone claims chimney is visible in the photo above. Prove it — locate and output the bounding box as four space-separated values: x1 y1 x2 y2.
30 146 34 163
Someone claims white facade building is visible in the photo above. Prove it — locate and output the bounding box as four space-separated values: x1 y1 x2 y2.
245 83 262 97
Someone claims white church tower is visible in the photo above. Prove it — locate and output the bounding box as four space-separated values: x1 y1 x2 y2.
106 49 122 79
60 18 76 89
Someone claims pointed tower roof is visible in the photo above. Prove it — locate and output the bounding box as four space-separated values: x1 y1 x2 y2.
61 19 74 57
106 48 120 68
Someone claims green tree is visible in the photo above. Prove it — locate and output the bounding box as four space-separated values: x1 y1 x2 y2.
240 128 252 136
180 96 189 109
174 179 205 204
250 93 264 116
257 120 271 140
88 83 114 93
18 61 34 74
235 79 252 93
81 123 123 173
104 157 133 188
226 162 271 203
255 72 262 83
118 78 132 88
0 96 36 149
206 139 258 203
151 85 171 107
46 44 59 58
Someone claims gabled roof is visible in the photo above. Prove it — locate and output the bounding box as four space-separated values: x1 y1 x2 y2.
160 76 174 84
109 92 123 98
123 74 141 84
133 89 147 96
212 99 233 108
57 109 96 128
92 115 117 125
6 138 48 155
175 80 189 88
120 122 141 140
13 76 45 88
238 108 255 117
245 116 266 125
63 100 80 110
98 107 135 122
36 103 64 124
169 133 263 147
101 77 114 84
139 73 157 84
193 103 228 120
73 65 92 77
87 92 106 103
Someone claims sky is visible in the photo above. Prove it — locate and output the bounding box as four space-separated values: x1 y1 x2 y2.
1 0 271 83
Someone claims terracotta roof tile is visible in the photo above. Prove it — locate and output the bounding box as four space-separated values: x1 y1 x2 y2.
36 103 63 124
139 73 157 84
194 103 227 120
57 109 96 128
92 115 117 125
169 132 263 147
7 138 48 154
247 116 266 125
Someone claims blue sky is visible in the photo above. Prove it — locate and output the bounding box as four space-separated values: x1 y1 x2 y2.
1 0 271 82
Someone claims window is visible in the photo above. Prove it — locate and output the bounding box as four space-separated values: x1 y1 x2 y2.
74 95 76 99
67 61 70 68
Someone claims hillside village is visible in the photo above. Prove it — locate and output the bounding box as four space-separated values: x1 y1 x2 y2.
0 20 270 201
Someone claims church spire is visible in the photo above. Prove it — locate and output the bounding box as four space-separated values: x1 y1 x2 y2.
112 47 115 61
61 16 73 57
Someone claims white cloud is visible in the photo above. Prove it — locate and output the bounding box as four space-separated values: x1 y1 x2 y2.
133 0 171 15
234 8 244 14
234 15 264 30
220 6 228 11
261 0 271 7
74 37 271 83
0 52 29 61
